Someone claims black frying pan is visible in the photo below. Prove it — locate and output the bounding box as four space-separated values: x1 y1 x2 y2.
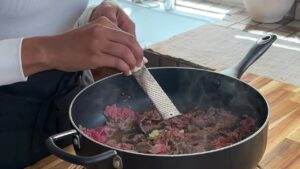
46 35 276 169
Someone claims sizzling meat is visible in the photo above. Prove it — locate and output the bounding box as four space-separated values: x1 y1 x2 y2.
81 105 257 155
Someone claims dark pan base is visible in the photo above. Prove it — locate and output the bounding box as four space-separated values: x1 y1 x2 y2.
74 124 268 169
70 68 269 169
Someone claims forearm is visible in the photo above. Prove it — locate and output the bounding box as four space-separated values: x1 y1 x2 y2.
0 36 66 86
17 16 144 84
21 37 52 76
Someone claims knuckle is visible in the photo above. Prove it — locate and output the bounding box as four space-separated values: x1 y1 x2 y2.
99 16 108 22
90 25 102 36
132 44 142 57
128 36 135 43
99 16 110 24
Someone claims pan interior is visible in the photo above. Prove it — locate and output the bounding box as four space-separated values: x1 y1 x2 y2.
71 68 268 132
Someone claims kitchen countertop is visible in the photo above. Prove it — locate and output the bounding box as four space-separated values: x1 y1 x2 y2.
149 24 300 86
27 73 300 169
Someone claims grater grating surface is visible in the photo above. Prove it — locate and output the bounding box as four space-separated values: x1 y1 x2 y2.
132 66 181 120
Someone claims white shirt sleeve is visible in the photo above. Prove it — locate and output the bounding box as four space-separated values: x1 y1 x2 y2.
0 38 27 86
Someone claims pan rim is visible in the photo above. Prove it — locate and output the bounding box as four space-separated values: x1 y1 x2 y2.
69 67 270 158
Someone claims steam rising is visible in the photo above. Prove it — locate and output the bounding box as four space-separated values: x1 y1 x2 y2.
72 68 266 129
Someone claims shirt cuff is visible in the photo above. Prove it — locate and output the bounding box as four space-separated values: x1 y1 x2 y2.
0 38 27 86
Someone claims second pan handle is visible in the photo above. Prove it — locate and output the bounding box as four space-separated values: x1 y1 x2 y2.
221 34 277 79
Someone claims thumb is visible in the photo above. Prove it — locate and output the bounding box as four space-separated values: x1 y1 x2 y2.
106 12 118 25
92 16 119 30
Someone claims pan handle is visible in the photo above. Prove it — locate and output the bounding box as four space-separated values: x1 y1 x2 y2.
46 129 117 166
221 34 277 79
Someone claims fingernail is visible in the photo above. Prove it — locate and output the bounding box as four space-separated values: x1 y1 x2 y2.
127 70 132 76
143 57 148 63
132 66 139 73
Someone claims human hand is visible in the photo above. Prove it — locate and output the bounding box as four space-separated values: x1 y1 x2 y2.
90 1 135 35
22 17 143 76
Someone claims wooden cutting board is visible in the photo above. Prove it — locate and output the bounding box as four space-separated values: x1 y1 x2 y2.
27 73 300 169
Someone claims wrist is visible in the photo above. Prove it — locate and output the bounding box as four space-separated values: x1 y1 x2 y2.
21 37 52 76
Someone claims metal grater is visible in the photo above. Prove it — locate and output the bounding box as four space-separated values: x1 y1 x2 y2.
132 65 181 120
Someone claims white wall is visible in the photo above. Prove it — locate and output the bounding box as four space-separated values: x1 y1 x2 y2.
207 0 299 20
